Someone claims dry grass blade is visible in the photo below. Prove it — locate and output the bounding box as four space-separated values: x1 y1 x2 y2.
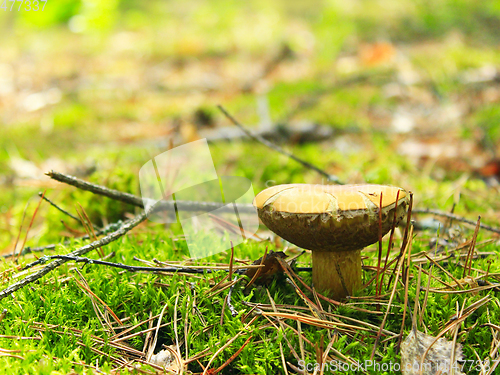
211 336 253 375
464 216 481 278
398 227 414 348
72 271 123 327
420 263 434 329
381 189 401 294
245 246 268 290
273 257 321 317
228 242 234 280
143 310 153 353
370 224 413 360
279 342 289 375
112 321 173 345
425 283 500 294
376 192 384 298
418 296 492 375
266 289 301 362
15 192 45 262
202 316 258 375
0 210 149 300
173 291 184 374
75 203 106 257
110 311 159 341
205 278 238 300
261 312 372 333
146 302 169 362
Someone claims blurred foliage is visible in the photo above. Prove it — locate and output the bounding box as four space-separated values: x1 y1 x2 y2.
2 0 499 44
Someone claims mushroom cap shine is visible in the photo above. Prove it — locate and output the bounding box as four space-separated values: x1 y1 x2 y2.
253 184 409 252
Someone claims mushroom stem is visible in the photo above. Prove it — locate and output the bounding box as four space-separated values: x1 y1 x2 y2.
312 249 361 300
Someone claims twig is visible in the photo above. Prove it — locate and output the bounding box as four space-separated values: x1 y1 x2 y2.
217 105 344 184
22 255 248 275
38 192 80 223
46 170 255 214
0 210 149 301
413 208 500 234
48 170 500 236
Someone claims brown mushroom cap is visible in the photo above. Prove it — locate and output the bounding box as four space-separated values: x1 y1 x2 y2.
253 184 409 252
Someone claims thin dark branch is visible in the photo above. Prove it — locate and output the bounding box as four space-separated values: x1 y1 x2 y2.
0 210 148 301
38 192 80 223
24 255 234 274
217 105 344 184
413 208 500 235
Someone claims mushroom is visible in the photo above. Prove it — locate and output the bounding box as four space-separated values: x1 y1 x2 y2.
253 184 409 299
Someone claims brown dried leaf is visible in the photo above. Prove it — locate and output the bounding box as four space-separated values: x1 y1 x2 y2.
244 250 287 286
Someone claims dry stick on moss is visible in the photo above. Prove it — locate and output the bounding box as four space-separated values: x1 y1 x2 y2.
47 170 500 234
46 170 254 214
217 105 344 184
22 255 261 276
0 210 149 301
2 225 122 259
